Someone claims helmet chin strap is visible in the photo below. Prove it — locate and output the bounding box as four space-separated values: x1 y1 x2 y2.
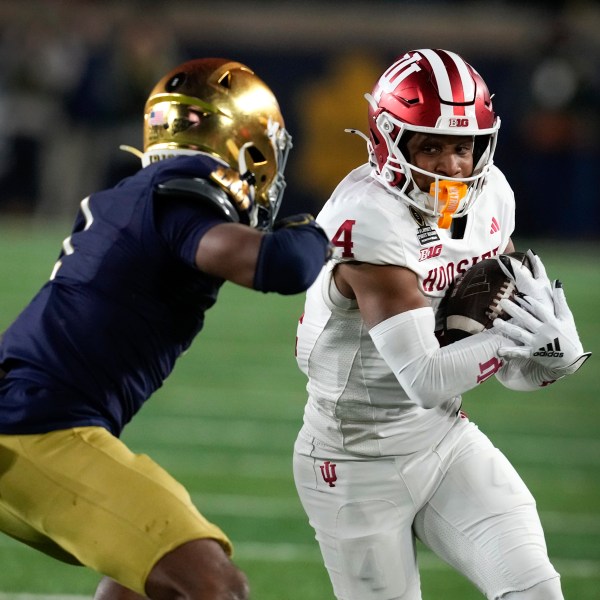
407 187 436 213
237 142 251 175
407 180 468 228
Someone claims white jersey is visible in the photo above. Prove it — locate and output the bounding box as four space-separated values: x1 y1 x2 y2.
296 163 515 457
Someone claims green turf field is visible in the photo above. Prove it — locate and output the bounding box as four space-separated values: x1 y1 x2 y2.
0 220 598 599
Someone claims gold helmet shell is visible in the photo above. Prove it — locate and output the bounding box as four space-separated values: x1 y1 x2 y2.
143 58 292 228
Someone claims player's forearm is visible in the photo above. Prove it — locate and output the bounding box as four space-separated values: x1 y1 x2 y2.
370 306 505 408
253 215 332 295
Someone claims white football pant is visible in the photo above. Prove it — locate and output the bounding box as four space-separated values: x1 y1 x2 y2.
293 417 562 600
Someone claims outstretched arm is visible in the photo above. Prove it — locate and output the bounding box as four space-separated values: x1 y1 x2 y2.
196 214 332 294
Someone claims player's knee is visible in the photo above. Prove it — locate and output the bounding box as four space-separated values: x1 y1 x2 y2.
501 577 564 600
145 538 249 600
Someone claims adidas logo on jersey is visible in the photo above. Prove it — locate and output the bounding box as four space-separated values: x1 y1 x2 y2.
533 337 564 358
490 217 500 234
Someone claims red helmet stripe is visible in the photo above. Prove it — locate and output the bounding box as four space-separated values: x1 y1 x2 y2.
445 50 477 120
417 49 476 118
417 49 455 118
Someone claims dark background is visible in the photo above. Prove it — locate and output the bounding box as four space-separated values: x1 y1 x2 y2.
1 0 598 239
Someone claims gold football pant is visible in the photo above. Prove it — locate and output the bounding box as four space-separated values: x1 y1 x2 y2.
0 426 232 594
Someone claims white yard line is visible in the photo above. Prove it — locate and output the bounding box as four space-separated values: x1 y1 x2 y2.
191 493 600 535
0 548 597 599
233 542 600 578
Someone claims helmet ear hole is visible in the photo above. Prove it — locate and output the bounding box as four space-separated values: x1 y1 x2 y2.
245 145 267 166
166 72 186 92
217 71 232 89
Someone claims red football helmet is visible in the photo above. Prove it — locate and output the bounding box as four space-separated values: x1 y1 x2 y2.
354 49 500 223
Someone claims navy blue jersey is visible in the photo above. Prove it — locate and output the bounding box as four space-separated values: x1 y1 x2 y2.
0 155 230 435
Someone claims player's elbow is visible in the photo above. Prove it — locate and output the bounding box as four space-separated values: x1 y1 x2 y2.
253 225 331 295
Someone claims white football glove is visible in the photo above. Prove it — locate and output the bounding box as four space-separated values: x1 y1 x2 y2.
496 249 553 307
493 280 591 377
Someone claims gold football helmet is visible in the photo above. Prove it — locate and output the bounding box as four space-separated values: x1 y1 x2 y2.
142 58 292 228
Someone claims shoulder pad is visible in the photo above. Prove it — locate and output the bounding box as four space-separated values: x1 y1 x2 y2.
155 177 240 223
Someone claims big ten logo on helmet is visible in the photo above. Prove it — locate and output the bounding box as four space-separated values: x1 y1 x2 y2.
449 118 469 127
374 52 423 101
419 244 442 262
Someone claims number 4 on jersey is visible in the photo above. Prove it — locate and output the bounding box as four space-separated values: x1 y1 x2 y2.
331 219 356 258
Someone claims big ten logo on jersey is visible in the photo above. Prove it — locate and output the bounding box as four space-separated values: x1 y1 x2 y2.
419 244 442 262
374 52 422 102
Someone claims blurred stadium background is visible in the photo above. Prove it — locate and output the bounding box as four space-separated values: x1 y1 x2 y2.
0 0 598 598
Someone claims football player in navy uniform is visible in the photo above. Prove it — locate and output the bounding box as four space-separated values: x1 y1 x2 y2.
0 58 331 599
293 49 589 600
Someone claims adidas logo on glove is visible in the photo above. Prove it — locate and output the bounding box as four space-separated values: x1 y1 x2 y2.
533 337 564 358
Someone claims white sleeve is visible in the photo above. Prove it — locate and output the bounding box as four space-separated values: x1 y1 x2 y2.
369 306 506 409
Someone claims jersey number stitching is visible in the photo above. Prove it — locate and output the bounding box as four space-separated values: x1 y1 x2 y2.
50 196 94 280
331 219 356 259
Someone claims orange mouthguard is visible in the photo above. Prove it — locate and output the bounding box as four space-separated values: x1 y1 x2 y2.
430 181 468 229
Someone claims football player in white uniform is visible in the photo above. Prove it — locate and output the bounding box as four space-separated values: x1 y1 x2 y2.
293 48 590 600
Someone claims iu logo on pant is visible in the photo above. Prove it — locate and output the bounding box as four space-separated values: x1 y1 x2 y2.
320 460 337 487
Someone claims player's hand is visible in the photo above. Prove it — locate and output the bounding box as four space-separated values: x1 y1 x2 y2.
496 249 553 307
493 281 591 376
274 213 317 230
274 213 334 259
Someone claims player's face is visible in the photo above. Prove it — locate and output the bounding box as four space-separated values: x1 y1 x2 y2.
405 133 474 192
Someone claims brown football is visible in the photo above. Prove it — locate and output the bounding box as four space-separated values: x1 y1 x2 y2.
442 251 532 343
